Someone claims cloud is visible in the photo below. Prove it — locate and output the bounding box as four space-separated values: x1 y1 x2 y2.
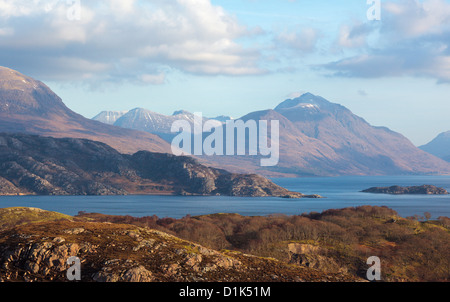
358 89 368 97
337 22 375 48
321 0 450 84
140 73 166 85
274 28 320 53
382 0 450 38
0 0 266 85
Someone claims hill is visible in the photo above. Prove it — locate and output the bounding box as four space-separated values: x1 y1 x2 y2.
0 66 171 154
0 132 310 197
1 206 448 282
0 207 361 282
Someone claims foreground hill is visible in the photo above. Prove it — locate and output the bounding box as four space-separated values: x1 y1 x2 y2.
0 66 171 154
0 132 310 197
1 206 448 282
78 206 450 282
0 207 360 282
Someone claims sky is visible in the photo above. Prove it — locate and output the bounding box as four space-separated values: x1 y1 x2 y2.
0 0 450 146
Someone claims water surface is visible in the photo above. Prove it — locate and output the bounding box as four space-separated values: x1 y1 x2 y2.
0 175 448 219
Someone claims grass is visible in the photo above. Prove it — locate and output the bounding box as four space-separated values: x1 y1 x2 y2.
0 207 72 230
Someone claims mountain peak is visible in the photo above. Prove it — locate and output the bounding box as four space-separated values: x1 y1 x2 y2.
172 110 192 116
92 110 128 125
0 66 70 116
275 92 331 111
0 66 172 154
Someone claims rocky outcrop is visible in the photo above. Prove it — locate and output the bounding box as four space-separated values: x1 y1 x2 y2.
0 216 361 282
362 185 449 195
287 243 348 274
0 133 309 197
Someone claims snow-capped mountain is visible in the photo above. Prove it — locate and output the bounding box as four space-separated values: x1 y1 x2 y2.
92 110 129 125
90 92 450 177
107 108 223 141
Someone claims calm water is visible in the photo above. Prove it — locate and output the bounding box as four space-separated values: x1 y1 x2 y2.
0 175 449 219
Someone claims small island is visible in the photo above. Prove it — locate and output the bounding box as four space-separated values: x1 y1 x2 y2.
361 185 449 195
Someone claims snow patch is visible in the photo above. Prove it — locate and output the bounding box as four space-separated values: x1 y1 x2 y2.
294 103 319 109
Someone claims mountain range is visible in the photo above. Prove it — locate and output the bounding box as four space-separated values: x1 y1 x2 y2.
93 93 450 177
1 65 449 177
93 108 225 142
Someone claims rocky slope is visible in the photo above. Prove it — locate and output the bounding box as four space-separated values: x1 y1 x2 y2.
362 185 449 195
0 207 360 282
0 66 171 154
79 206 450 282
0 132 309 197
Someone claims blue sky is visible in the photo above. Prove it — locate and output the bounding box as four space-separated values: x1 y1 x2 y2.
1 0 450 145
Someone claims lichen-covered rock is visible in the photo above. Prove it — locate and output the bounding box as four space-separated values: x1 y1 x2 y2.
0 218 362 282
287 243 348 274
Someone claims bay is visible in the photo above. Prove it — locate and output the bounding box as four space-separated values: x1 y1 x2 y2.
0 175 449 219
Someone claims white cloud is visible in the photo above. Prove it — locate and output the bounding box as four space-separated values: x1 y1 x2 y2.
0 27 13 36
0 0 265 84
322 0 450 84
0 0 34 18
274 28 319 53
383 0 450 38
140 73 166 85
337 23 373 48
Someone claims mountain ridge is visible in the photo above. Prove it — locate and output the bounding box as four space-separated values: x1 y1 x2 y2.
2 66 449 177
98 92 450 177
0 66 172 155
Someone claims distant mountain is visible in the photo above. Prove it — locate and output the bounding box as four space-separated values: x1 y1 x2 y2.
90 93 450 176
3 66 449 177
92 110 128 125
96 107 223 142
195 93 450 176
419 131 450 162
0 132 309 198
0 66 171 154
210 115 234 122
92 92 450 177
